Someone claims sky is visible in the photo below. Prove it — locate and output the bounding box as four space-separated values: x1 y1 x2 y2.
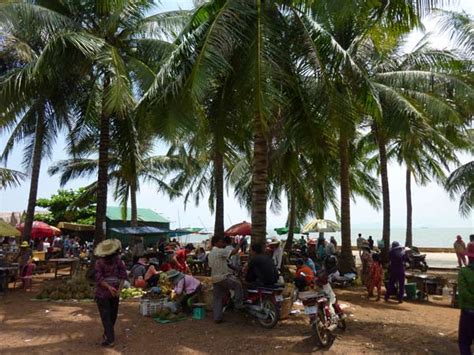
0 0 473 232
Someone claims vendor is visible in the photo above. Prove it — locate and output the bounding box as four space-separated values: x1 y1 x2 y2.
166 269 201 311
172 243 195 273
144 258 160 287
130 257 147 286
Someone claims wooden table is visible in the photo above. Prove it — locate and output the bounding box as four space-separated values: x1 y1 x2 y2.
48 258 79 279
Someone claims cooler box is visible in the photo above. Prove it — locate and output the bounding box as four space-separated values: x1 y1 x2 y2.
405 283 417 300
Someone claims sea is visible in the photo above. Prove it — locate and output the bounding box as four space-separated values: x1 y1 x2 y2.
175 227 473 248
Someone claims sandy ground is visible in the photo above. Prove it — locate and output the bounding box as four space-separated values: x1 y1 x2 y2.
0 274 463 354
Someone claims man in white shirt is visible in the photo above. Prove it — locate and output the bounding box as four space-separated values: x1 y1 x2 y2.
208 235 244 323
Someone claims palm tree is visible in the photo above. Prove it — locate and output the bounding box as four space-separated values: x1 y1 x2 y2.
0 167 25 189
2 1 191 246
0 5 76 241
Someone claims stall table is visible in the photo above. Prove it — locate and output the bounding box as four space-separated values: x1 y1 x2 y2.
48 258 79 279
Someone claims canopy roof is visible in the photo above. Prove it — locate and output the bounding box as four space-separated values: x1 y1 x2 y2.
106 206 169 223
57 222 95 232
109 226 169 235
0 220 21 237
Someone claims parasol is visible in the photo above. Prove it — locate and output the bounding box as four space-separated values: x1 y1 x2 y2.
302 219 340 233
16 221 59 239
274 226 301 235
224 221 252 236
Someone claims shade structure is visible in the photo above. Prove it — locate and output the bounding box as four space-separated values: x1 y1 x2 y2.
0 220 21 237
57 222 95 232
16 221 59 239
274 227 301 235
224 221 252 237
109 226 169 235
302 219 340 233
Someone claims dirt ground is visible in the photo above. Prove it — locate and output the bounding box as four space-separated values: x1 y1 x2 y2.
0 274 462 354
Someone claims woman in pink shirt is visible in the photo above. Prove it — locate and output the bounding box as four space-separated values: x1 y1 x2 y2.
166 269 201 311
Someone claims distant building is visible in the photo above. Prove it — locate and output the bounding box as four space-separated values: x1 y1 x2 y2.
106 206 170 247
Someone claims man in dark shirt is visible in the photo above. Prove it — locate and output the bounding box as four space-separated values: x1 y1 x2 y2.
245 244 278 287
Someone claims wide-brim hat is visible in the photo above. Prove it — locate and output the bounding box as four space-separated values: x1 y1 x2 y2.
94 239 122 257
166 269 182 280
20 241 29 248
269 237 280 245
466 242 474 258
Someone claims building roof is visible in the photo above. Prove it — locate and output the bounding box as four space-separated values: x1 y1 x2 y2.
106 206 169 223
109 226 169 235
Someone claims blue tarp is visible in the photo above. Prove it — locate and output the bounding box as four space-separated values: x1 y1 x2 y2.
109 226 169 235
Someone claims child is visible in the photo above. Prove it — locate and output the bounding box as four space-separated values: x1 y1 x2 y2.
21 257 36 291
367 253 383 301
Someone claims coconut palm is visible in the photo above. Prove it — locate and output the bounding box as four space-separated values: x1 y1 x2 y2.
1 0 191 246
0 167 25 189
0 5 77 241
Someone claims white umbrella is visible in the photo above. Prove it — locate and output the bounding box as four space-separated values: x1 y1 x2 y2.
302 219 340 233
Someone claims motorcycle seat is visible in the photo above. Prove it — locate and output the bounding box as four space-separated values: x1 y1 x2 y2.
248 283 285 292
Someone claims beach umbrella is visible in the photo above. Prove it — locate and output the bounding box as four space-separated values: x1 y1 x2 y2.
0 220 21 237
16 221 57 239
274 227 301 235
224 221 252 236
302 219 340 233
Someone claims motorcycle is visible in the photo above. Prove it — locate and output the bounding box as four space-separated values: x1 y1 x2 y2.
405 247 428 272
298 288 346 348
224 283 285 329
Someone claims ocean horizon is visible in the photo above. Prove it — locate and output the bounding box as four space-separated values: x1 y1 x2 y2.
176 226 473 248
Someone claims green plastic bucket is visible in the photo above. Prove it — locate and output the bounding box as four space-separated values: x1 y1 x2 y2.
405 283 417 300
192 303 206 320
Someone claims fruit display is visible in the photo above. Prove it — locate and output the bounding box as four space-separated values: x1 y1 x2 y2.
36 279 93 300
121 287 145 299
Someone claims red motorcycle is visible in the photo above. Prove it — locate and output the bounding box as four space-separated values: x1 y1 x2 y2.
298 289 346 348
224 284 284 328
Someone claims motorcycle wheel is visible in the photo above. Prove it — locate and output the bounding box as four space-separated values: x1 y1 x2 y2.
257 299 279 329
312 309 335 348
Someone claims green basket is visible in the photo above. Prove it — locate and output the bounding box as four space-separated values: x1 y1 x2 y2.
192 303 206 320
405 283 417 300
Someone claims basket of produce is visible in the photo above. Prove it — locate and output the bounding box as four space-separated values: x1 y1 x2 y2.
121 287 145 300
35 279 93 301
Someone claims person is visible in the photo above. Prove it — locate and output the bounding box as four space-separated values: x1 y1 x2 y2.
131 237 145 264
224 236 241 274
21 257 36 291
173 243 195 273
208 235 244 323
454 235 467 267
17 241 32 273
458 242 474 355
357 233 366 257
367 253 384 301
299 236 307 248
167 269 201 311
325 239 336 257
470 234 474 243
246 243 279 287
294 259 314 291
384 241 406 303
317 236 327 262
360 243 373 287
330 236 337 249
302 252 317 274
368 236 374 251
144 258 160 287
130 257 147 286
94 239 127 347
268 237 283 271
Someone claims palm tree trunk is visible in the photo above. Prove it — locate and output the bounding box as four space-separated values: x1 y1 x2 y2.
130 181 138 228
285 187 297 252
213 151 224 239
93 107 110 246
376 129 391 263
338 133 353 273
405 168 413 247
22 110 45 242
251 120 268 247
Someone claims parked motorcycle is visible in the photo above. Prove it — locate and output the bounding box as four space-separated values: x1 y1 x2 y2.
299 289 346 348
224 284 285 329
405 247 428 272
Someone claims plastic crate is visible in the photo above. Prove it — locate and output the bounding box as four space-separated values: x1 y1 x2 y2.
139 299 166 317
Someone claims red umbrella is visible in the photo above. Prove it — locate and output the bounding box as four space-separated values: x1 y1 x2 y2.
16 221 58 239
224 221 252 237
